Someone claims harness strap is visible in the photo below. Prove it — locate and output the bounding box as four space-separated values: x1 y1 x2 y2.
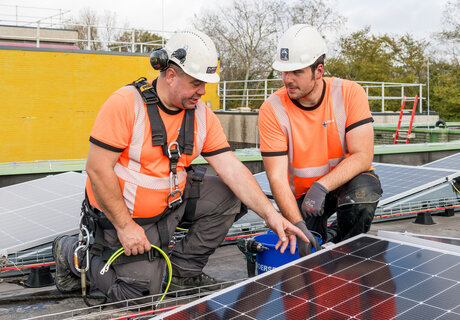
180 166 207 229
178 109 195 155
157 217 170 253
130 77 195 156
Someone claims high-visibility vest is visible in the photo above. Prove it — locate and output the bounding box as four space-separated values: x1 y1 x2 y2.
267 78 348 198
86 85 207 218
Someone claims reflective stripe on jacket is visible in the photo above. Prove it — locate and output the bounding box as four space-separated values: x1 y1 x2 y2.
269 78 347 197
92 85 207 218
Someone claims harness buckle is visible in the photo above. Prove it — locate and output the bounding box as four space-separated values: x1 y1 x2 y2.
167 189 183 209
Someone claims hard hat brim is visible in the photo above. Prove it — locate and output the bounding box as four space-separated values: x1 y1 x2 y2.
272 60 311 72
190 72 220 83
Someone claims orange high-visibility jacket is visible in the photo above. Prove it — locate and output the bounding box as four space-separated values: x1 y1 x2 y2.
86 80 230 218
259 77 373 198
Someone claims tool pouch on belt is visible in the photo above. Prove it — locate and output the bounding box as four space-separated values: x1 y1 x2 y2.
81 194 170 265
178 165 207 229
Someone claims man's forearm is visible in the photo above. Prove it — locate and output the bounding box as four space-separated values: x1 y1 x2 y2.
270 179 303 224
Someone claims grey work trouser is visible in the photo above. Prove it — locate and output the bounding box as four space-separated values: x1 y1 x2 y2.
297 171 383 244
62 173 243 302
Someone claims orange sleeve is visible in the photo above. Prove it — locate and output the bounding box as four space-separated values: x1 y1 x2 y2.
201 107 231 156
89 89 135 151
258 101 288 154
344 81 373 129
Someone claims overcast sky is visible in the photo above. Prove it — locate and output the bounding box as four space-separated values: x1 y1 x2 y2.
1 0 449 41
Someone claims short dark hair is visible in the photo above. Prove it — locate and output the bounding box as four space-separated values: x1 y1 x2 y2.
160 61 184 77
310 54 326 72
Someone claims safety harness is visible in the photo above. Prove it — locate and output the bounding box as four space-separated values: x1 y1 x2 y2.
77 77 206 267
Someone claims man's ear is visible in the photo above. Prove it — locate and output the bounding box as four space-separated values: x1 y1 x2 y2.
315 64 324 79
165 67 177 85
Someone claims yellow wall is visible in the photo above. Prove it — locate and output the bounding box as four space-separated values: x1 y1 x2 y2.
0 48 219 162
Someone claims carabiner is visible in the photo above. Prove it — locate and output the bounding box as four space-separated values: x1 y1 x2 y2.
168 141 181 159
170 171 179 193
74 244 90 272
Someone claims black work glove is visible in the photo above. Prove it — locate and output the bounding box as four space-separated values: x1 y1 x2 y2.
295 221 321 257
301 181 328 217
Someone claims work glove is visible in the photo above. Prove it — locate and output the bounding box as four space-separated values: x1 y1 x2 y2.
301 181 328 217
294 221 321 257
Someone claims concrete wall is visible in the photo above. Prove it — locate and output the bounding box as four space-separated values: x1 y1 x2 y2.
371 112 439 125
374 128 460 145
373 150 460 166
215 111 260 149
0 25 78 45
215 111 443 149
0 47 220 162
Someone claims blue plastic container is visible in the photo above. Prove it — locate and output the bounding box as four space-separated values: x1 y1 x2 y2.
254 231 321 275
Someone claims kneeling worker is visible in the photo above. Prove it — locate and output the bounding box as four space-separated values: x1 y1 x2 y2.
52 28 308 302
258 24 383 256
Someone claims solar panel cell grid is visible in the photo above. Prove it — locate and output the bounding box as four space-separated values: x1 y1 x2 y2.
0 172 85 253
423 153 460 171
158 236 460 320
254 163 458 207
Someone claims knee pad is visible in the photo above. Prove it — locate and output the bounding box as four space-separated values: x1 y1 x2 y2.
337 171 382 207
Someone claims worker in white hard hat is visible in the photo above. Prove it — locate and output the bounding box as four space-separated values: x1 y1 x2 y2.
51 28 308 303
259 24 383 256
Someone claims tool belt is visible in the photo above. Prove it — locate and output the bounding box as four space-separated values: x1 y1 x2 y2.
80 165 207 265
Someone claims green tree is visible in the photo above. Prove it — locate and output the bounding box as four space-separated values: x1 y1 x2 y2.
327 28 430 112
110 30 163 53
429 60 460 121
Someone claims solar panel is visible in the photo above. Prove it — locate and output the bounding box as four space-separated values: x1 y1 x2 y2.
254 172 272 198
0 172 86 254
372 162 459 206
156 234 460 320
254 163 459 207
423 152 460 171
378 231 460 254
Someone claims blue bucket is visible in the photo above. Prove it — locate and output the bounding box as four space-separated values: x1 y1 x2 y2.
254 231 321 275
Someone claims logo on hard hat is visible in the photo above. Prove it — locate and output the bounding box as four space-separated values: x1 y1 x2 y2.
206 67 217 74
280 48 289 61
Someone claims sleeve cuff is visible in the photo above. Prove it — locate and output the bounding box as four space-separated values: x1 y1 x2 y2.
201 147 232 157
89 137 125 152
261 151 288 157
345 117 374 133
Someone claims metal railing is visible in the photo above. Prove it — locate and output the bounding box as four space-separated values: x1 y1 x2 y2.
219 78 426 113
0 20 168 52
375 196 460 221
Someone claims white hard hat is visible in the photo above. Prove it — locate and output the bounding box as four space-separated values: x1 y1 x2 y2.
272 24 327 72
165 29 219 83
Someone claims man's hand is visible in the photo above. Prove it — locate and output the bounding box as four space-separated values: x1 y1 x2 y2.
264 212 309 255
116 221 151 256
294 221 321 256
301 181 328 217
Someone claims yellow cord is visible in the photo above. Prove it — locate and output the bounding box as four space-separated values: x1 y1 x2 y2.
452 181 460 194
100 244 172 302
175 227 189 231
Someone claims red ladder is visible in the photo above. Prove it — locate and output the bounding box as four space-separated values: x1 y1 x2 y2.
393 95 418 144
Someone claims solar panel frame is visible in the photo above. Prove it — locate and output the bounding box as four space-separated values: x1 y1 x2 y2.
0 172 85 254
254 163 459 207
378 230 460 254
155 234 460 320
422 152 460 171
